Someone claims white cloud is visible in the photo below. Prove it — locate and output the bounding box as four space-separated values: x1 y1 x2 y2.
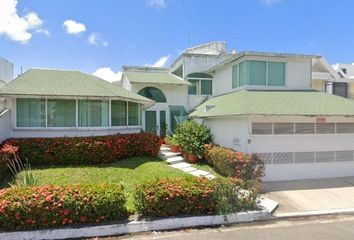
93 67 122 82
0 0 46 43
261 0 282 6
35 28 50 37
147 0 166 9
88 32 108 47
62 19 86 35
147 55 170 68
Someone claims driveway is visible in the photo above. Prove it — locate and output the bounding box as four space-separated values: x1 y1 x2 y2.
263 177 354 214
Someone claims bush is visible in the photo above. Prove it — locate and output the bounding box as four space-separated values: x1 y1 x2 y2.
175 120 211 156
0 184 128 231
135 177 216 217
204 144 264 187
0 133 162 166
134 177 259 218
164 135 179 146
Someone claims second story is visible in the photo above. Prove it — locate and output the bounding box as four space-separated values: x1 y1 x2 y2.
204 52 319 96
0 57 14 83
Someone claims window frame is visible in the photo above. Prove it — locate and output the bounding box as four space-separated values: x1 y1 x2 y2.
232 60 287 89
187 77 213 96
15 97 142 130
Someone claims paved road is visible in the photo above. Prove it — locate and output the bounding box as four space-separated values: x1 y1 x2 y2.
91 215 354 240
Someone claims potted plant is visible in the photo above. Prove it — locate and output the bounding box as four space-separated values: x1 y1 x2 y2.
175 120 211 164
165 135 180 153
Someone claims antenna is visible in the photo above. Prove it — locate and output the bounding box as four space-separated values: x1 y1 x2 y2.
20 66 23 75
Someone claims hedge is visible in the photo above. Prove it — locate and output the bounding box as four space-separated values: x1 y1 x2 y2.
0 133 162 166
134 177 259 218
0 184 128 231
204 144 264 186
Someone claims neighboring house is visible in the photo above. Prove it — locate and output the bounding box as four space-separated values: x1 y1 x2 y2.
0 68 153 141
0 58 13 142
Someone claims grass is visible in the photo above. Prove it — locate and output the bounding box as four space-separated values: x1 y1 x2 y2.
10 156 190 212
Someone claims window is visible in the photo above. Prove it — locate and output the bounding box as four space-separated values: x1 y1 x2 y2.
273 123 294 134
47 99 76 127
138 87 166 102
333 82 348 98
78 100 109 127
111 100 127 126
128 102 141 126
232 64 239 88
187 73 212 95
232 61 286 88
295 123 315 134
16 98 45 127
268 62 285 86
169 105 188 132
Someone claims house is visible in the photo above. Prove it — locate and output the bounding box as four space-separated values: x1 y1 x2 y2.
0 68 154 142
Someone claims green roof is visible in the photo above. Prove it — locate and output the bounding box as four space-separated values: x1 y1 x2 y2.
125 71 190 85
0 69 154 105
190 90 354 118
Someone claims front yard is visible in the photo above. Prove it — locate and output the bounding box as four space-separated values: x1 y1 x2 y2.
5 156 190 212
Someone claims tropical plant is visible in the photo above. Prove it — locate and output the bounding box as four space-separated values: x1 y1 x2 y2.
165 135 179 146
175 120 211 156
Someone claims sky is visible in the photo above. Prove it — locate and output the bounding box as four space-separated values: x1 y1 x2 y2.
1 0 354 81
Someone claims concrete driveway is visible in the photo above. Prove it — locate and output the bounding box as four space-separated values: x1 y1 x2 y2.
263 177 354 214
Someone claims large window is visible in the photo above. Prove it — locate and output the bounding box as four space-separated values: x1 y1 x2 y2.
78 100 109 127
232 61 286 88
187 73 213 95
47 99 76 127
16 98 46 127
111 100 127 126
16 98 142 128
128 102 141 126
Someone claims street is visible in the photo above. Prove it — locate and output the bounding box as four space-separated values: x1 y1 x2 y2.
92 215 354 240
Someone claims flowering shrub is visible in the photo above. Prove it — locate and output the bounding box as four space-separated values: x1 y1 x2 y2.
0 133 162 166
135 177 216 218
0 184 127 231
204 144 264 187
134 177 259 218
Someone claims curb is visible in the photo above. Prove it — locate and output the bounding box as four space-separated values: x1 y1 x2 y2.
274 207 354 219
0 210 272 240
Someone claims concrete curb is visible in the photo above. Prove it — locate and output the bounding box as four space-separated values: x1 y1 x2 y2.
0 210 272 240
274 207 354 219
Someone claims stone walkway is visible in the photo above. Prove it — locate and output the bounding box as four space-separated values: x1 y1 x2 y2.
159 144 216 179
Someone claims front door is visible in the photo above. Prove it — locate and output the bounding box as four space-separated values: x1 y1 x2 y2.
145 110 157 134
145 110 167 136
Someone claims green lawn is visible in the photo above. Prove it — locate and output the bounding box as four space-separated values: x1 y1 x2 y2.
11 157 190 212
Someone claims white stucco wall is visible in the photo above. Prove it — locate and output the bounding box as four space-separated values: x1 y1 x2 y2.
211 56 313 96
0 57 13 82
203 117 251 153
0 109 11 143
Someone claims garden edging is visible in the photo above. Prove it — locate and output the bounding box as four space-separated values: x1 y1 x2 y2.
0 198 276 240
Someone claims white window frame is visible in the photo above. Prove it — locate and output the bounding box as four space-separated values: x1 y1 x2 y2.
187 77 213 96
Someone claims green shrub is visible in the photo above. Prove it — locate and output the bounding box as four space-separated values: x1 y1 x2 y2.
135 177 216 217
204 144 264 187
165 135 179 146
0 184 128 231
0 133 162 166
175 120 211 156
134 177 259 218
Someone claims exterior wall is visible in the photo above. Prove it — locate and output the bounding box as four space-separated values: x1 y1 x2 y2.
211 56 312 96
4 97 142 140
202 117 251 153
0 58 13 82
130 82 188 133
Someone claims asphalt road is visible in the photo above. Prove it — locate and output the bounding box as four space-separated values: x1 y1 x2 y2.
91 215 354 240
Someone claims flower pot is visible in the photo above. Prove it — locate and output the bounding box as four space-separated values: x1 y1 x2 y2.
187 154 199 163
170 145 180 153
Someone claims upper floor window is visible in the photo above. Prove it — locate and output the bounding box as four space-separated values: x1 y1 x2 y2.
232 60 286 88
187 73 212 95
138 87 166 102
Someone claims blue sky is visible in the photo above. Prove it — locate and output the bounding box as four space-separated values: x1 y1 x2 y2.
0 0 353 81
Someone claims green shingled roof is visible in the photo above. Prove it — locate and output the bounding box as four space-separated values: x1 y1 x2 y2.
125 71 190 85
0 69 154 104
190 90 354 118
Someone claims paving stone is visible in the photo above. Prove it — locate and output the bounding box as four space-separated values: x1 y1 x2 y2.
205 174 216 180
166 156 185 164
159 151 181 159
181 166 197 172
189 170 211 177
170 162 192 169
160 146 171 152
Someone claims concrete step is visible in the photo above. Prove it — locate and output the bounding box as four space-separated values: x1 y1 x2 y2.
159 151 181 159
166 156 185 164
160 146 171 152
189 169 211 177
170 162 192 170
